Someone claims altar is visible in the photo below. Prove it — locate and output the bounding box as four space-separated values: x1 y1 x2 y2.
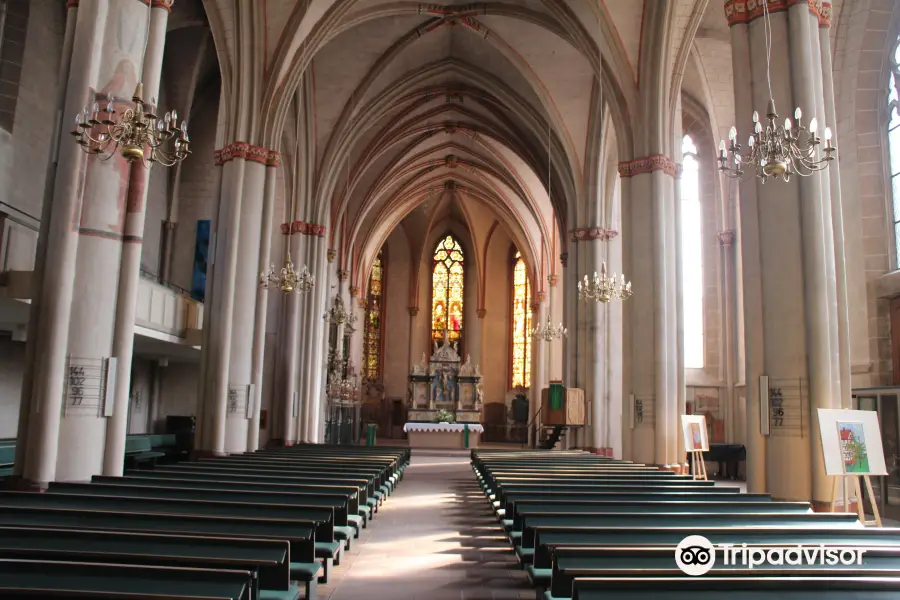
405 331 484 448
403 422 484 449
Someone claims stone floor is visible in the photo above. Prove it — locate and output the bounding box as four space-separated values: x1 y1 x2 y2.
319 450 532 600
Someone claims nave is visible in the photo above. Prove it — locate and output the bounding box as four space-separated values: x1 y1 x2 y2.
3 445 900 599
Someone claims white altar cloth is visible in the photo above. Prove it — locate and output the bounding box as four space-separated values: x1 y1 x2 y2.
403 422 484 433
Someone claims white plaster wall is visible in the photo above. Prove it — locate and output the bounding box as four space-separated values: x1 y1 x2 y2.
156 362 199 422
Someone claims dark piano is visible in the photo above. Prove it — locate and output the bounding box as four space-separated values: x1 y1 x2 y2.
687 443 746 480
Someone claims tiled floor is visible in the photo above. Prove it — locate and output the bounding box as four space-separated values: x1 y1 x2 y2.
320 451 532 600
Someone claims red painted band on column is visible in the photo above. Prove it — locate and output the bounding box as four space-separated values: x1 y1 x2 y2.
214 142 281 167
570 227 618 242
279 220 326 237
617 155 677 178
725 0 828 28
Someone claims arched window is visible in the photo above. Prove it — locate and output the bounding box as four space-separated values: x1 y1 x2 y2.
432 235 464 345
363 251 385 381
681 134 704 369
511 251 532 389
887 34 900 262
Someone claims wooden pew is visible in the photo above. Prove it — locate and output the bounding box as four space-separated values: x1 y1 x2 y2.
508 501 813 533
0 526 295 600
547 547 900 600
569 576 900 600
88 477 362 544
0 503 321 596
529 526 900 571
116 471 369 528
0 491 339 585
0 558 253 600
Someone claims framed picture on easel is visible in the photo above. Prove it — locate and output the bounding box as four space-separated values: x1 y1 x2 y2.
681 414 709 479
817 408 887 526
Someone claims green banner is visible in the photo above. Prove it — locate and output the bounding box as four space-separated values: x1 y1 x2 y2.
464 424 470 448
549 383 564 410
366 424 377 447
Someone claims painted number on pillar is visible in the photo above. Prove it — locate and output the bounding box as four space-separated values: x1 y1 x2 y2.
69 366 86 405
63 357 110 417
228 388 238 413
635 400 643 424
770 388 784 427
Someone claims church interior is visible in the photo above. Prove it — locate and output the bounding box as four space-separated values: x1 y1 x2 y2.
1 0 900 598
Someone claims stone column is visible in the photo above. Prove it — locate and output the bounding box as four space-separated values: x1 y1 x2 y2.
103 0 170 476
718 229 738 444
529 297 547 447
620 156 679 467
607 229 625 458
818 5 851 409
726 0 845 503
299 232 326 443
13 0 78 480
673 164 687 472
586 238 607 452
198 147 246 455
307 234 329 443
23 0 175 483
248 156 280 452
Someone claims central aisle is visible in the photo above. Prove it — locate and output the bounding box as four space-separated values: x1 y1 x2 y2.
322 451 531 600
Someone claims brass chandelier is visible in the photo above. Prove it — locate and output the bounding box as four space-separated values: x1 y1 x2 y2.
532 276 567 342
578 262 632 303
324 294 356 327
72 84 190 166
260 252 314 293
718 0 835 183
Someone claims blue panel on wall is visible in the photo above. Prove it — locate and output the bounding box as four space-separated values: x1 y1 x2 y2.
191 219 210 302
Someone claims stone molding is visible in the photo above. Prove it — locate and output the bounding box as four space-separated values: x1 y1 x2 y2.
717 229 736 246
570 227 618 242
214 142 281 167
280 220 326 237
724 0 831 28
617 154 677 178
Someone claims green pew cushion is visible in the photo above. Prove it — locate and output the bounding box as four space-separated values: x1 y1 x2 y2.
510 531 522 543
290 562 321 582
539 591 563 600
359 505 372 517
334 525 354 541
501 519 514 531
0 446 15 466
0 467 12 477
260 585 302 600
366 498 378 509
526 565 552 587
379 485 390 497
347 515 363 529
514 545 532 564
315 540 342 559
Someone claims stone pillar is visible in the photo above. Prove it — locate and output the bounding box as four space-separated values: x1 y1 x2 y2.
529 297 547 447
22 0 176 483
281 230 305 445
586 238 607 452
673 164 687 472
248 157 280 452
198 146 246 455
726 0 845 503
103 0 170 476
607 229 624 458
13 0 78 479
718 229 738 444
818 5 851 409
620 156 679 467
307 234 329 443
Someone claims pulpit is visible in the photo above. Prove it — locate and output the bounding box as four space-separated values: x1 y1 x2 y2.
540 383 586 426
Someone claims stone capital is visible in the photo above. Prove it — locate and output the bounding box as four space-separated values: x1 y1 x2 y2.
617 154 677 178
724 0 828 28
560 252 568 268
548 275 558 287
327 249 336 263
717 229 736 246
337 270 349 281
476 308 487 318
570 227 618 242
408 307 420 317
349 286 360 297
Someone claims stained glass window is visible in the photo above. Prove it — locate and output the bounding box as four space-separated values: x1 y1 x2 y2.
432 235 464 345
681 134 704 369
511 251 532 389
363 252 384 381
888 33 900 264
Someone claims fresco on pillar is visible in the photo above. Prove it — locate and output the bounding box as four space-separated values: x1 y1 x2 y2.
78 0 144 238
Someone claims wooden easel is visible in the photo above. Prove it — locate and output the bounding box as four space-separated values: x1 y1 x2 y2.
689 449 707 481
830 474 882 527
